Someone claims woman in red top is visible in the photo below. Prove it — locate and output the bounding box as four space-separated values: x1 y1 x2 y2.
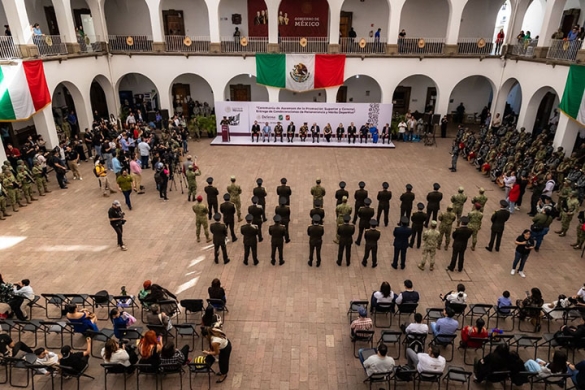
495 29 505 55
460 318 488 348
508 183 521 214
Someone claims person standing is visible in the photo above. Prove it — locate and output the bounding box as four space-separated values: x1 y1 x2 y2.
227 176 243 222
16 165 36 204
449 140 459 172
210 213 230 265
108 200 127 251
95 159 115 196
0 174 10 219
556 191 580 237
205 177 219 220
186 165 201 202
335 181 349 206
425 183 443 227
138 137 151 169
251 120 260 142
532 207 553 252
352 181 368 225
337 214 355 266
447 216 473 272
129 155 144 194
276 178 291 206
471 188 488 213
409 203 427 249
253 178 268 222
362 219 381 268
286 122 295 142
310 178 326 203
307 214 325 267
485 200 511 252
202 327 231 384
269 215 286 266
467 203 483 251
418 220 439 271
241 214 259 265
310 122 320 143
334 196 352 244
440 115 448 138
65 145 82 180
220 193 237 242
116 169 135 210
32 159 50 196
392 216 413 270
275 197 291 243
511 229 534 277
193 196 212 243
398 184 415 224
355 198 374 246
450 187 467 226
49 150 68 189
248 196 264 242
376 182 392 227
310 199 325 225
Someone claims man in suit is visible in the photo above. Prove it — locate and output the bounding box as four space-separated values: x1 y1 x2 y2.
362 219 381 268
210 213 230 265
337 214 355 266
355 198 375 246
204 177 219 220
307 214 325 267
310 199 325 225
353 181 368 225
447 216 473 272
409 203 427 249
269 214 286 265
286 122 295 142
253 178 268 222
219 193 237 242
485 200 511 252
251 120 260 142
248 196 264 242
398 184 415 225
359 123 369 143
376 182 392 227
425 183 443 227
347 122 357 144
240 214 259 265
276 178 291 205
275 196 291 243
392 216 413 270
335 181 349 206
310 122 320 143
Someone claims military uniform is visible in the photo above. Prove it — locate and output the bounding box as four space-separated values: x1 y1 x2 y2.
376 184 392 227
220 196 238 241
409 205 427 249
335 182 349 206
337 218 355 266
557 182 572 216
299 124 309 142
269 216 286 265
275 199 291 243
210 216 230 264
355 201 375 246
241 216 259 265
253 181 268 222
352 183 368 225
204 181 219 220
467 208 484 250
437 208 456 250
227 178 243 221
311 180 326 202
248 200 264 241
276 180 292 205
17 167 36 203
32 164 49 196
274 123 284 142
334 199 352 243
362 221 381 267
399 186 415 223
307 216 325 267
571 211 585 249
471 191 488 213
557 194 579 236
2 169 26 211
425 186 443 227
186 167 201 201
0 173 11 219
310 204 325 225
192 200 211 242
418 224 440 270
451 188 468 226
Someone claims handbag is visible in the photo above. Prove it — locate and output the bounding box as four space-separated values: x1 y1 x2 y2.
121 311 137 326
159 313 173 331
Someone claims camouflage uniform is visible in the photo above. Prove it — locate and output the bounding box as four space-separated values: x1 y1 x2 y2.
451 188 467 226
32 163 49 196
471 190 488 213
334 199 352 243
192 201 211 242
437 208 456 250
418 225 439 270
227 178 243 221
17 166 36 203
467 209 484 250
0 173 10 219
571 211 585 249
2 167 26 211
557 193 579 236
186 167 201 201
311 180 326 202
557 182 572 215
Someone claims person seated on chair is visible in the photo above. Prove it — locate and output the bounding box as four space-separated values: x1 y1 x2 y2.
440 283 467 307
560 315 585 340
359 343 395 377
109 308 130 339
516 287 544 332
138 280 153 308
0 331 34 358
142 283 179 316
460 318 488 348
402 313 428 335
573 283 585 306
567 359 585 389
370 281 395 313
138 330 163 370
33 347 59 376
350 307 373 340
65 303 99 333
60 337 91 375
208 278 227 307
11 278 34 320
394 279 420 305
496 290 512 314
406 345 446 374
201 306 222 329
474 344 525 384
146 303 172 330
160 341 190 368
524 351 568 378
430 307 458 341
101 339 137 372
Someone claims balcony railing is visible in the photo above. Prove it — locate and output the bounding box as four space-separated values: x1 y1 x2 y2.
511 39 538 57
78 35 104 53
108 35 153 52
546 39 582 62
0 36 21 59
280 37 328 53
398 38 445 54
221 37 267 53
457 38 494 55
166 35 210 53
339 37 386 54
33 35 68 57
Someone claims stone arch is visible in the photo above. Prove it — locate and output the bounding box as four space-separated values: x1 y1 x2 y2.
51 81 90 137
169 73 215 116
160 0 210 37
220 0 268 37
400 0 450 37
339 0 389 40
103 0 152 36
90 74 116 120
523 86 560 134
448 75 496 120
459 0 505 40
223 74 268 101
494 77 522 122
116 73 162 114
341 75 382 103
392 74 439 116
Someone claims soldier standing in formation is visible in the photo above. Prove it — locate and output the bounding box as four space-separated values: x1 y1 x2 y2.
307 214 324 267
571 210 585 250
556 191 579 237
274 121 284 142
425 183 442 227
2 166 26 212
467 203 484 251
17 165 37 204
253 178 268 222
32 159 50 196
409 203 427 249
286 122 295 142
418 220 439 271
310 199 325 225
451 186 467 226
204 177 219 220
392 216 412 270
352 181 368 225
398 184 415 224
337 214 355 266
276 178 291 205
0 173 11 219
248 196 264 242
355 198 374 246
269 214 286 265
485 200 511 252
186 165 201 202
192 195 212 243
376 182 392 227
362 219 381 268
335 181 349 206
437 205 456 250
220 193 237 242
311 178 326 202
275 197 291 243
299 122 308 142
241 214 259 265
334 196 352 244
227 176 243 222
447 216 473 272
556 179 572 218
471 187 488 212
210 213 230 265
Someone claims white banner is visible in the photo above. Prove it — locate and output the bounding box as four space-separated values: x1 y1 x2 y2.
215 101 393 134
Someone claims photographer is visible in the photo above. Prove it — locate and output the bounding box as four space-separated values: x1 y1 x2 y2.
108 200 127 250
155 163 169 201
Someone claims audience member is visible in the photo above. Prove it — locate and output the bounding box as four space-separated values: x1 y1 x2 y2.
101 339 137 371
474 344 524 383
517 287 544 331
65 304 98 332
359 343 395 377
524 351 567 378
394 280 420 305
202 327 232 384
370 281 395 313
440 283 467 307
208 278 227 304
109 308 130 339
60 337 91 375
201 306 222 328
460 318 488 348
567 359 585 388
146 303 172 329
350 307 373 339
160 341 189 368
431 307 458 341
403 313 428 334
138 330 163 369
32 347 58 376
496 290 512 314
406 345 446 373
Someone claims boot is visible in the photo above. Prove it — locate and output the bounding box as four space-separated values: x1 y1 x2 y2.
3 211 11 217
188 195 191 202
12 205 19 212
18 202 27 207
436 244 441 250
206 237 212 243
471 245 476 251
444 245 448 251
0 212 5 220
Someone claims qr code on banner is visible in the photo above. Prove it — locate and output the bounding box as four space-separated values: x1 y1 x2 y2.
368 104 380 127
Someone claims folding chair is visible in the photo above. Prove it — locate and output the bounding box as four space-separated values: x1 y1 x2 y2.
347 300 369 324
58 363 95 390
147 324 175 342
0 355 7 385
189 359 215 390
393 366 417 388
429 334 457 362
373 302 394 328
514 371 538 390
174 324 199 352
86 329 115 358
111 295 141 317
443 366 472 390
159 299 181 319
395 303 418 327
5 354 34 388
119 328 144 344
458 337 489 365
404 333 427 357
534 372 573 390
40 321 73 349
353 330 375 358
517 307 544 333
424 308 445 332
180 299 205 324
62 293 92 308
27 359 58 390
206 299 228 319
415 370 442 390
41 294 67 319
12 320 42 348
136 363 161 390
0 319 16 335
102 363 132 390
509 334 542 360
447 303 467 330
159 363 185 390
378 330 402 360
463 304 493 326
483 370 510 390
364 371 392 390
89 291 113 321
486 333 515 354
24 295 42 319
487 306 517 332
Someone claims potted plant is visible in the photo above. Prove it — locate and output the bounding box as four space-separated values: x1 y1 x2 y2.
196 115 217 138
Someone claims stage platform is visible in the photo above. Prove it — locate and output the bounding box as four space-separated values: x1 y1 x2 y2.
211 136 396 148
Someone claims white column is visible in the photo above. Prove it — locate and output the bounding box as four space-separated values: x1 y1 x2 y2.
326 86 340 103
267 0 279 44
0 135 6 162
537 0 567 48
267 87 280 103
85 0 107 40
145 0 164 41
506 0 531 45
515 95 531 131
445 0 468 45
329 0 342 45
52 0 78 42
205 0 221 42
553 114 583 155
435 93 449 116
1 0 32 44
387 0 406 44
33 106 60 150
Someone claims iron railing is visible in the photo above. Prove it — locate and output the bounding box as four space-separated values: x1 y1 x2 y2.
220 36 267 53
397 38 445 55
511 39 538 57
165 35 210 53
33 35 68 57
279 37 329 53
546 39 581 62
0 36 21 59
457 38 494 55
108 35 153 52
78 35 104 53
339 37 386 54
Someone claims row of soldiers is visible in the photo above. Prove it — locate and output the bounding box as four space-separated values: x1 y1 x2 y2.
0 160 51 219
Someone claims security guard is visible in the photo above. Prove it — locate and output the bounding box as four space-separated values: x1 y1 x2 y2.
334 195 352 244
425 183 443 227
186 165 201 202
248 196 264 242
0 173 11 219
409 203 427 249
437 205 457 250
210 213 230 265
418 220 439 271
227 175 243 222
376 182 392 227
471 187 488 213
362 219 381 268
274 121 284 142
276 178 292 206
32 159 50 196
204 177 219 220
275 196 291 243
310 178 326 202
220 193 237 242
307 214 325 267
352 181 368 225
467 203 484 251
310 199 325 225
451 186 467 226
355 198 375 246
192 195 212 243
398 184 415 224
556 191 580 237
17 165 37 203
335 181 349 206
337 214 355 266
269 214 286 265
241 214 259 265
253 178 268 222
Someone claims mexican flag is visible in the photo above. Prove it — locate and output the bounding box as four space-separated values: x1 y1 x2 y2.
560 64 585 127
0 60 51 121
256 53 345 92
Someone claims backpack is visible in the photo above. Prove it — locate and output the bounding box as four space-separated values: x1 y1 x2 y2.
406 335 425 354
154 170 162 184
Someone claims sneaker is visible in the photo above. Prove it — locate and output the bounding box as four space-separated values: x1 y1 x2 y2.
519 271 526 278
511 269 515 275
121 245 127 251
514 206 520 211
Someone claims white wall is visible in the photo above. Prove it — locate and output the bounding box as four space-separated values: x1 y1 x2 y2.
521 0 545 38
396 75 435 113
11 118 35 131
459 0 502 39
170 74 215 106
340 0 388 39
161 0 210 36
448 76 493 114
223 75 268 101
0 2 9 31
52 84 68 108
564 0 585 28
218 0 249 37
279 89 326 102
119 73 159 99
344 76 382 103
400 0 449 37
104 0 152 36
507 83 522 114
25 0 54 35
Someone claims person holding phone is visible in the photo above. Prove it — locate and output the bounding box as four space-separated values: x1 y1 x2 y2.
511 229 534 278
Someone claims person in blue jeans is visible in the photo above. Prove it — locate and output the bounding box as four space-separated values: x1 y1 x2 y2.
431 307 458 342
567 360 585 388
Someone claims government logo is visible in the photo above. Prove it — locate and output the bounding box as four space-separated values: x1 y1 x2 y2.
290 63 310 83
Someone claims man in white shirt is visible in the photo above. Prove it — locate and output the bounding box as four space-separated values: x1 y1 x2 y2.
361 343 395 377
542 173 555 198
574 284 585 305
138 139 151 169
125 113 136 126
13 279 34 300
407 345 446 374
404 313 429 334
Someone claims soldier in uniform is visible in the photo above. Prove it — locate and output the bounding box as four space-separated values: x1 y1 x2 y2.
392 216 413 270
376 182 392 227
275 197 291 243
347 122 357 144
310 199 325 225
2 166 26 212
398 184 415 224
204 177 219 220
227 176 243 222
32 159 50 196
311 178 326 202
362 219 381 268
485 200 511 251
556 179 572 219
409 203 427 249
334 196 352 244
556 191 579 237
337 214 355 266
241 214 259 265
425 183 443 227
17 165 37 203
274 121 284 142
269 214 286 265
335 181 349 206
467 203 484 251
192 195 212 243
471 187 488 213
210 213 230 264
437 205 456 250
253 178 268 222
355 198 375 246
310 122 320 143
186 165 201 202
286 122 295 143
276 178 292 206
571 210 585 250
299 122 308 142
307 214 325 267
447 216 473 272
248 196 264 242
220 193 237 242
352 181 368 225
451 186 467 226
0 173 11 219
418 220 439 271
251 120 260 142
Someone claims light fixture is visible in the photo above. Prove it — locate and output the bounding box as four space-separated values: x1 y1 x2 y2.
356 75 360 79
249 74 252 78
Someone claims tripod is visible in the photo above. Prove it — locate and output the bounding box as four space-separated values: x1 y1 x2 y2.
423 125 437 147
168 162 185 194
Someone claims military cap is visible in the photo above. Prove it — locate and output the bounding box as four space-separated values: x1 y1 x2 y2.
572 191 579 197
447 204 454 210
279 196 287 205
245 214 253 222
343 214 351 223
460 216 470 224
314 199 322 207
479 187 485 193
406 184 413 190
433 183 440 190
274 214 282 222
417 202 424 209
188 165 193 170
316 178 321 184
257 178 263 185
458 186 464 192
382 182 389 189
223 193 230 201
252 196 258 203
281 178 287 184
16 160 23 165
499 199 509 208
312 214 321 223
400 216 410 225
359 181 365 188
17 166 24 171
196 195 203 202
369 219 378 227
364 198 372 206
1 166 8 171
186 155 192 160
431 220 438 227
339 181 346 188
213 213 221 221
230 175 236 181
206 177 213 184
565 179 572 183
342 195 348 201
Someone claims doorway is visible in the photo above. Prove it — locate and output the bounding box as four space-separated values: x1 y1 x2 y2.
425 87 437 113
230 85 251 101
336 86 348 103
163 10 185 35
339 11 352 38
561 9 580 37
533 92 556 136
172 83 191 114
90 82 109 119
44 6 60 35
392 86 411 115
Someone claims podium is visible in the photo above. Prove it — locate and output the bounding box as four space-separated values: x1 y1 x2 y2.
221 124 230 142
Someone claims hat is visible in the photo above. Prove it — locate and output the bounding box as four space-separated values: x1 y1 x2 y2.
342 195 348 201
364 198 372 206
312 214 321 223
61 345 72 356
382 182 389 189
316 178 321 184
274 214 282 222
460 216 470 224
196 195 203 202
256 178 263 185
279 196 287 205
417 202 424 210
458 186 464 192
339 181 346 188
281 178 287 184
188 165 193 170
112 200 121 206
187 155 192 160
343 214 351 223
406 184 413 190
314 199 322 207
206 177 213 184
143 280 152 289
499 199 509 208
245 214 253 222
400 216 409 225
213 213 221 221
359 181 365 188
223 193 230 201
474 202 482 210
230 175 236 181
479 187 485 193
252 196 258 203
433 183 440 190
358 307 367 317
369 219 378 227
431 220 437 227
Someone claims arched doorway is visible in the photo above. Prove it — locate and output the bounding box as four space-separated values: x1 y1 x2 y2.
491 0 511 54
339 0 388 51
339 75 382 103
520 0 545 39
279 89 326 102
104 0 152 37
392 75 439 116
25 0 61 36
224 75 268 101
219 0 267 38
160 0 209 37
448 76 495 125
70 0 99 48
117 73 161 123
52 82 88 138
89 75 116 122
524 86 559 135
400 0 449 38
494 78 522 126
169 74 215 118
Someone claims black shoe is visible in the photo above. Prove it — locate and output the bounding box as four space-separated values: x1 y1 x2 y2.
243 261 248 266
408 244 413 248
285 239 290 243
391 264 397 270
355 241 360 246
232 237 238 242
271 260 275 266
224 259 230 265
336 261 341 266
372 263 377 268
485 246 492 252
534 247 539 252
214 259 219 264
361 261 367 267
279 260 285 266
446 267 454 272
308 261 313 267
316 262 320 268
259 238 263 242
254 261 259 266
401 265 405 270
